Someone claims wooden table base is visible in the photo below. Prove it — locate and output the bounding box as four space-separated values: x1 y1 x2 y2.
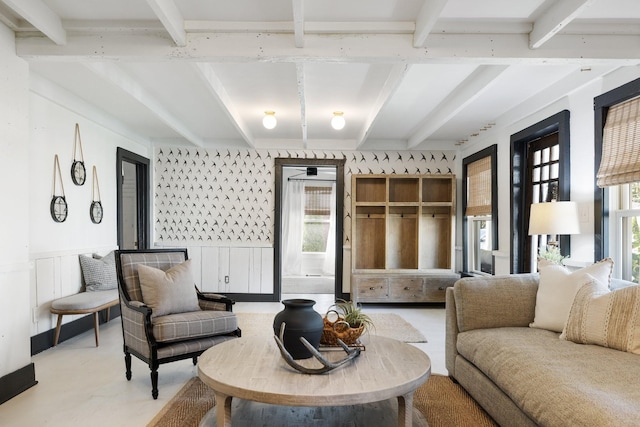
199 397 428 427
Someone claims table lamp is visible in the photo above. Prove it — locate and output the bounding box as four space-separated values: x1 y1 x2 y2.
528 201 580 248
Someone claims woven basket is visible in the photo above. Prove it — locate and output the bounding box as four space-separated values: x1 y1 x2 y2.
320 310 365 346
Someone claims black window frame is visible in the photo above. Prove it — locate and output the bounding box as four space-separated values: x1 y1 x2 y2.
593 77 640 262
462 144 498 275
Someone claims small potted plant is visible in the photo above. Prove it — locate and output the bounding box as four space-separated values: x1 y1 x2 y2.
320 299 374 346
538 245 566 265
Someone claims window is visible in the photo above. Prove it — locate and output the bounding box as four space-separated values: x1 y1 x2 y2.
302 186 331 252
527 136 560 271
610 183 640 283
462 145 497 275
594 82 640 276
468 216 493 274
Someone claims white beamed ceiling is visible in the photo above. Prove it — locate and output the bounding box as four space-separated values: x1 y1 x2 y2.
4 0 640 149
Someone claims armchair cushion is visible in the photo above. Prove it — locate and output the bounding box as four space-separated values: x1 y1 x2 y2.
138 260 200 318
152 310 238 343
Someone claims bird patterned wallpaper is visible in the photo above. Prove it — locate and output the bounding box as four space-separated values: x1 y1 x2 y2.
154 148 456 246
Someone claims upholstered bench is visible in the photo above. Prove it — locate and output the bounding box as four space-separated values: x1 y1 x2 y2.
50 289 119 347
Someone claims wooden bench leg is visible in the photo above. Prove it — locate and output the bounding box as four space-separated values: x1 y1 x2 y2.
53 314 63 346
93 312 100 347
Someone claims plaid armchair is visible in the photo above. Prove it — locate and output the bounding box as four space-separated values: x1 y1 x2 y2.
115 249 240 399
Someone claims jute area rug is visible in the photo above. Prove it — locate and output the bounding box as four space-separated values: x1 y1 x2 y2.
236 312 428 343
147 374 497 427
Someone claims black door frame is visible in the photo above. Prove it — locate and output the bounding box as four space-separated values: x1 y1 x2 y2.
116 148 150 250
510 110 571 273
274 157 347 301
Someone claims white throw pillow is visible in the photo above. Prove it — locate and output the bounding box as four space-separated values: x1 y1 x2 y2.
138 260 200 318
530 258 613 332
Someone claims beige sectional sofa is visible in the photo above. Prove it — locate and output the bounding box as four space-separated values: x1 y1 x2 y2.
446 274 640 427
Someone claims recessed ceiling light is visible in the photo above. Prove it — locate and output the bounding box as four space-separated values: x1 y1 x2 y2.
263 111 277 129
331 111 345 130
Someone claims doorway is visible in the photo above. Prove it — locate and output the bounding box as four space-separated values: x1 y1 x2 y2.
117 148 150 250
510 110 570 273
274 158 346 300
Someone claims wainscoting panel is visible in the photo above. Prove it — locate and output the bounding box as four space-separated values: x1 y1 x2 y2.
30 247 116 337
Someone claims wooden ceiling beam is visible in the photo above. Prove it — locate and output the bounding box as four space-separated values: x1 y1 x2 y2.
83 62 204 147
192 63 255 148
17 32 640 65
413 0 448 48
356 64 411 148
292 0 304 48
296 63 308 147
145 0 186 47
529 0 598 49
407 65 508 148
2 0 66 45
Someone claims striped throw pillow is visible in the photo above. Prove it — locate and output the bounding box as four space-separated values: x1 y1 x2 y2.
562 277 640 354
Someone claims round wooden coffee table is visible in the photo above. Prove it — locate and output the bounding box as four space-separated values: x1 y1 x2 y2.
198 335 431 427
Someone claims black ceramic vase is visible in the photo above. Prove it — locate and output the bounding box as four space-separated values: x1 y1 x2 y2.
273 299 324 360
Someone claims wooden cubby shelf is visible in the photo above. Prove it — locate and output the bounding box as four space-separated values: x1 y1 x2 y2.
351 174 459 303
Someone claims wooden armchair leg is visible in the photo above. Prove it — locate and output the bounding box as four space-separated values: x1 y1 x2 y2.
151 369 159 400
125 352 132 380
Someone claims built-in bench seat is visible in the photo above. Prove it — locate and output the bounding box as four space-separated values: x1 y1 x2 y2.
50 289 119 347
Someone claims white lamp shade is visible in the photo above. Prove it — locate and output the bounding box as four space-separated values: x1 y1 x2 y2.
331 112 345 130
263 112 277 129
528 201 580 236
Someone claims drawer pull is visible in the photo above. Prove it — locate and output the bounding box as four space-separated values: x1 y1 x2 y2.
404 287 410 290
370 287 375 290
438 286 446 290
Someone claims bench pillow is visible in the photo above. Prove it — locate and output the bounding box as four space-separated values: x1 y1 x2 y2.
562 278 640 354
79 251 118 291
138 259 200 318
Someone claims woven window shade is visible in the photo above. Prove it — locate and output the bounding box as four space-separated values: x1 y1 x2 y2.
466 156 492 216
597 95 640 188
305 186 331 216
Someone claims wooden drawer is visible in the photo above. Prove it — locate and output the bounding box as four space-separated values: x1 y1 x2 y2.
389 277 424 301
354 277 389 302
423 276 458 302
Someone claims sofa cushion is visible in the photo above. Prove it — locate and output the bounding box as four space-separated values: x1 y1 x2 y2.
562 280 640 354
152 310 238 343
457 327 640 426
453 274 539 332
79 251 118 291
138 260 200 318
530 258 613 332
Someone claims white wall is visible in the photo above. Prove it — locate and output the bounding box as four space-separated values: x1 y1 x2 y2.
0 23 31 379
458 66 640 275
27 83 149 335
